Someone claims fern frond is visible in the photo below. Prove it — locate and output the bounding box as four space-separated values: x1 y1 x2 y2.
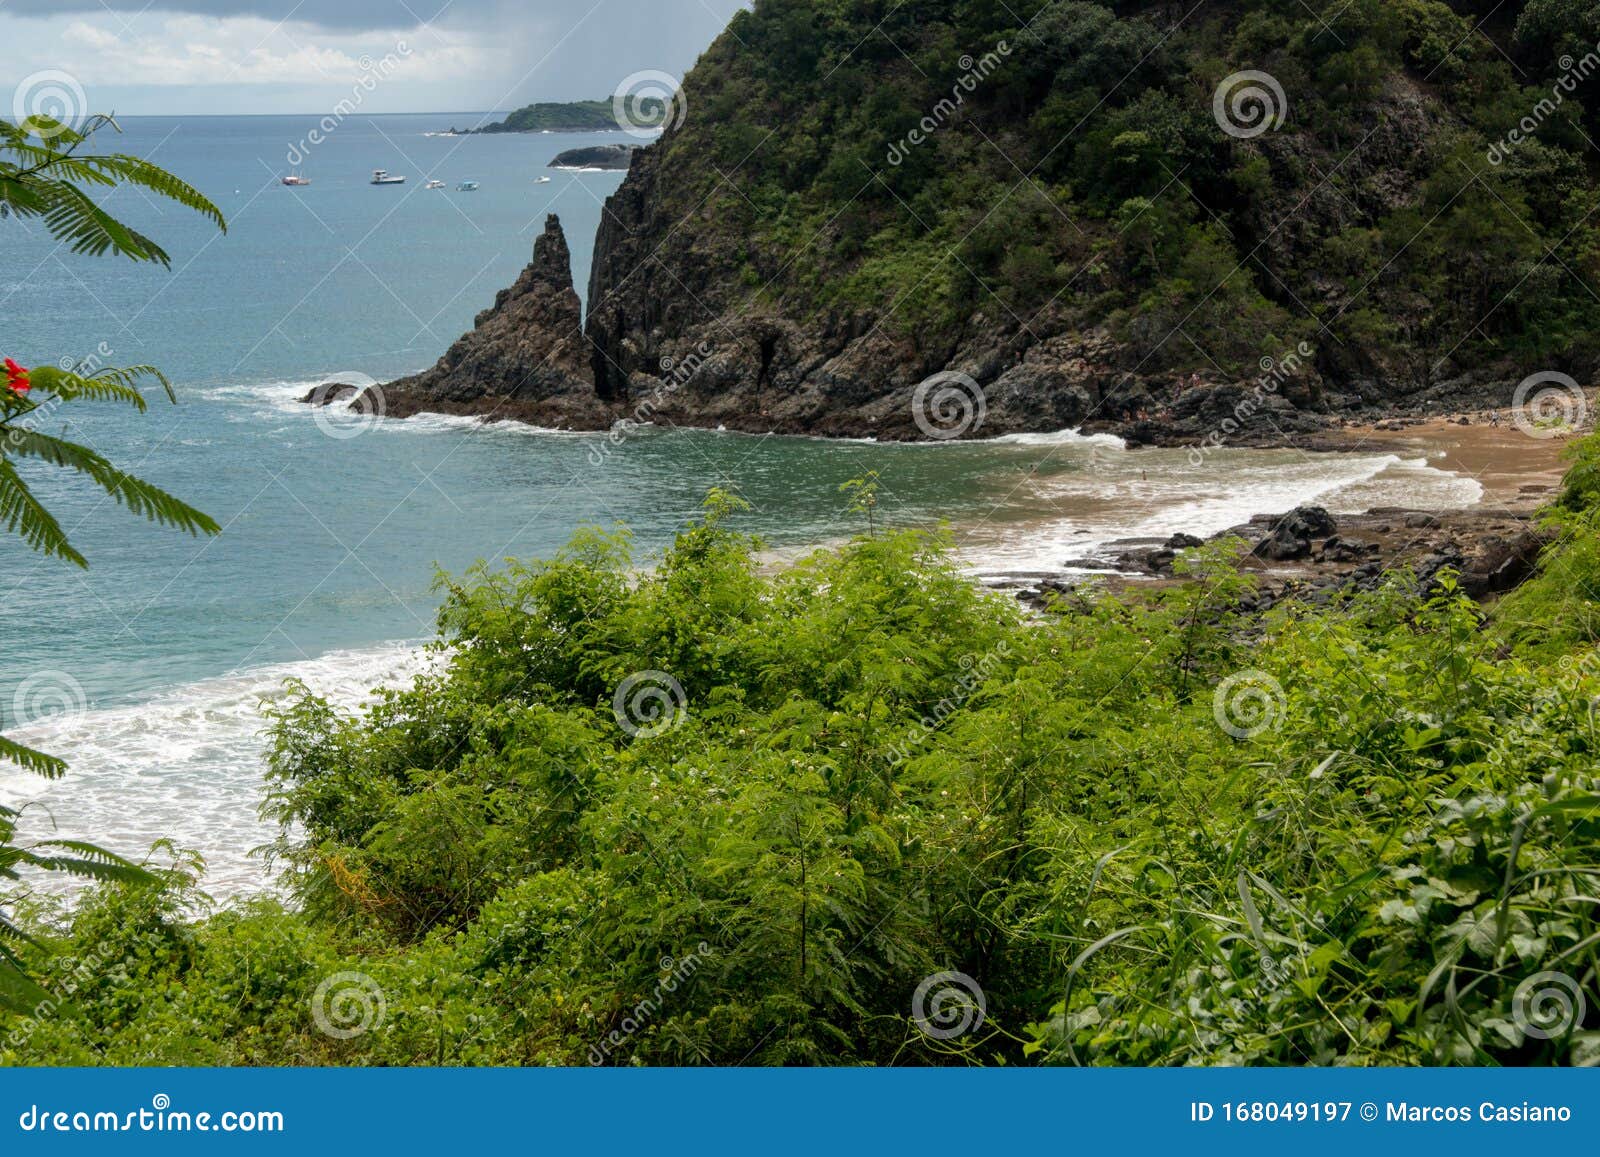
30 840 155 885
1 116 224 265
0 959 53 1016
77 154 226 234
0 735 68 779
4 428 222 539
91 364 175 404
0 459 85 566
35 178 170 264
22 364 153 410
8 115 92 148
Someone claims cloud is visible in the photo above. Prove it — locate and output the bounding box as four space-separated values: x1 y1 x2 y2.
0 0 742 36
0 1 448 32
0 0 748 113
58 15 480 87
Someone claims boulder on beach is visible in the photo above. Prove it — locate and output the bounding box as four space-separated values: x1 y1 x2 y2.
1252 506 1338 561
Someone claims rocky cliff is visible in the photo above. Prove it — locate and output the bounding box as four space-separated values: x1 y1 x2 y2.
377 214 607 426
369 1 1600 443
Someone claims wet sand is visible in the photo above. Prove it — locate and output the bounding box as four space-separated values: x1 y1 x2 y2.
1314 413 1575 511
996 411 1585 604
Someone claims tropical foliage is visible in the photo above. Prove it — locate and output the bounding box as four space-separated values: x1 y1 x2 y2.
5 453 1598 1064
653 0 1600 380
1 110 225 1009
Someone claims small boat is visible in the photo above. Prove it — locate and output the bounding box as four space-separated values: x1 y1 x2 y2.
424 179 445 190
534 176 551 184
370 169 406 185
456 180 480 191
281 172 311 186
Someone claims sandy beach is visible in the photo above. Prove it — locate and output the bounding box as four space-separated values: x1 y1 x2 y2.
1318 412 1577 511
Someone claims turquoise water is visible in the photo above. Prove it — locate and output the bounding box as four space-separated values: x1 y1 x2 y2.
0 116 1483 892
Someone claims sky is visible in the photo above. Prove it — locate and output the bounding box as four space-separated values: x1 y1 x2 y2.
0 0 748 117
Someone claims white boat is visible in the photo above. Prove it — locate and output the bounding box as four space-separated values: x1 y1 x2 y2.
281 172 311 186
370 169 406 185
424 179 445 190
534 176 551 184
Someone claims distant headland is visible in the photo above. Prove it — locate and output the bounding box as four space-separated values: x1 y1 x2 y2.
455 98 665 135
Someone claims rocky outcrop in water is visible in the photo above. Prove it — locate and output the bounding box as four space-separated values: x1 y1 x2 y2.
300 382 361 406
549 145 637 170
370 215 611 427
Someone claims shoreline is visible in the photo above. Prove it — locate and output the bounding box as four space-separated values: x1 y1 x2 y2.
16 408 1582 900
349 389 1580 598
992 412 1577 608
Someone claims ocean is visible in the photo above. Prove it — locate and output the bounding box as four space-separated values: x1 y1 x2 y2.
0 114 1482 895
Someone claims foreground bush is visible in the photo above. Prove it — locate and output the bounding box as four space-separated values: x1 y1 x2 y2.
5 479 1598 1065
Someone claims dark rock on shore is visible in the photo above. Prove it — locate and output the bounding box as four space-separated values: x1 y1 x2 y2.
1317 536 1379 563
1022 502 1552 615
1251 506 1338 561
1458 528 1551 597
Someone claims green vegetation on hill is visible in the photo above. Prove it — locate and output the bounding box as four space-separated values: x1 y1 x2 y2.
475 99 661 133
8 459 1600 1065
646 0 1600 383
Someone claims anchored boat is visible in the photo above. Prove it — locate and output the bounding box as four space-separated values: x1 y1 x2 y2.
370 169 406 185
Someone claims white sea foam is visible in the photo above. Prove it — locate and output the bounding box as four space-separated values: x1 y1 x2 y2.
200 378 593 438
0 642 441 899
395 411 592 437
955 445 1483 573
985 428 1127 449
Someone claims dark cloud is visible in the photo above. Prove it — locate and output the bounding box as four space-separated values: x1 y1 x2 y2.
1 0 396 29
0 0 678 33
0 0 751 110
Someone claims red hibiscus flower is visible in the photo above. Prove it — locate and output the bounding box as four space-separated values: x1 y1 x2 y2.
4 357 30 394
